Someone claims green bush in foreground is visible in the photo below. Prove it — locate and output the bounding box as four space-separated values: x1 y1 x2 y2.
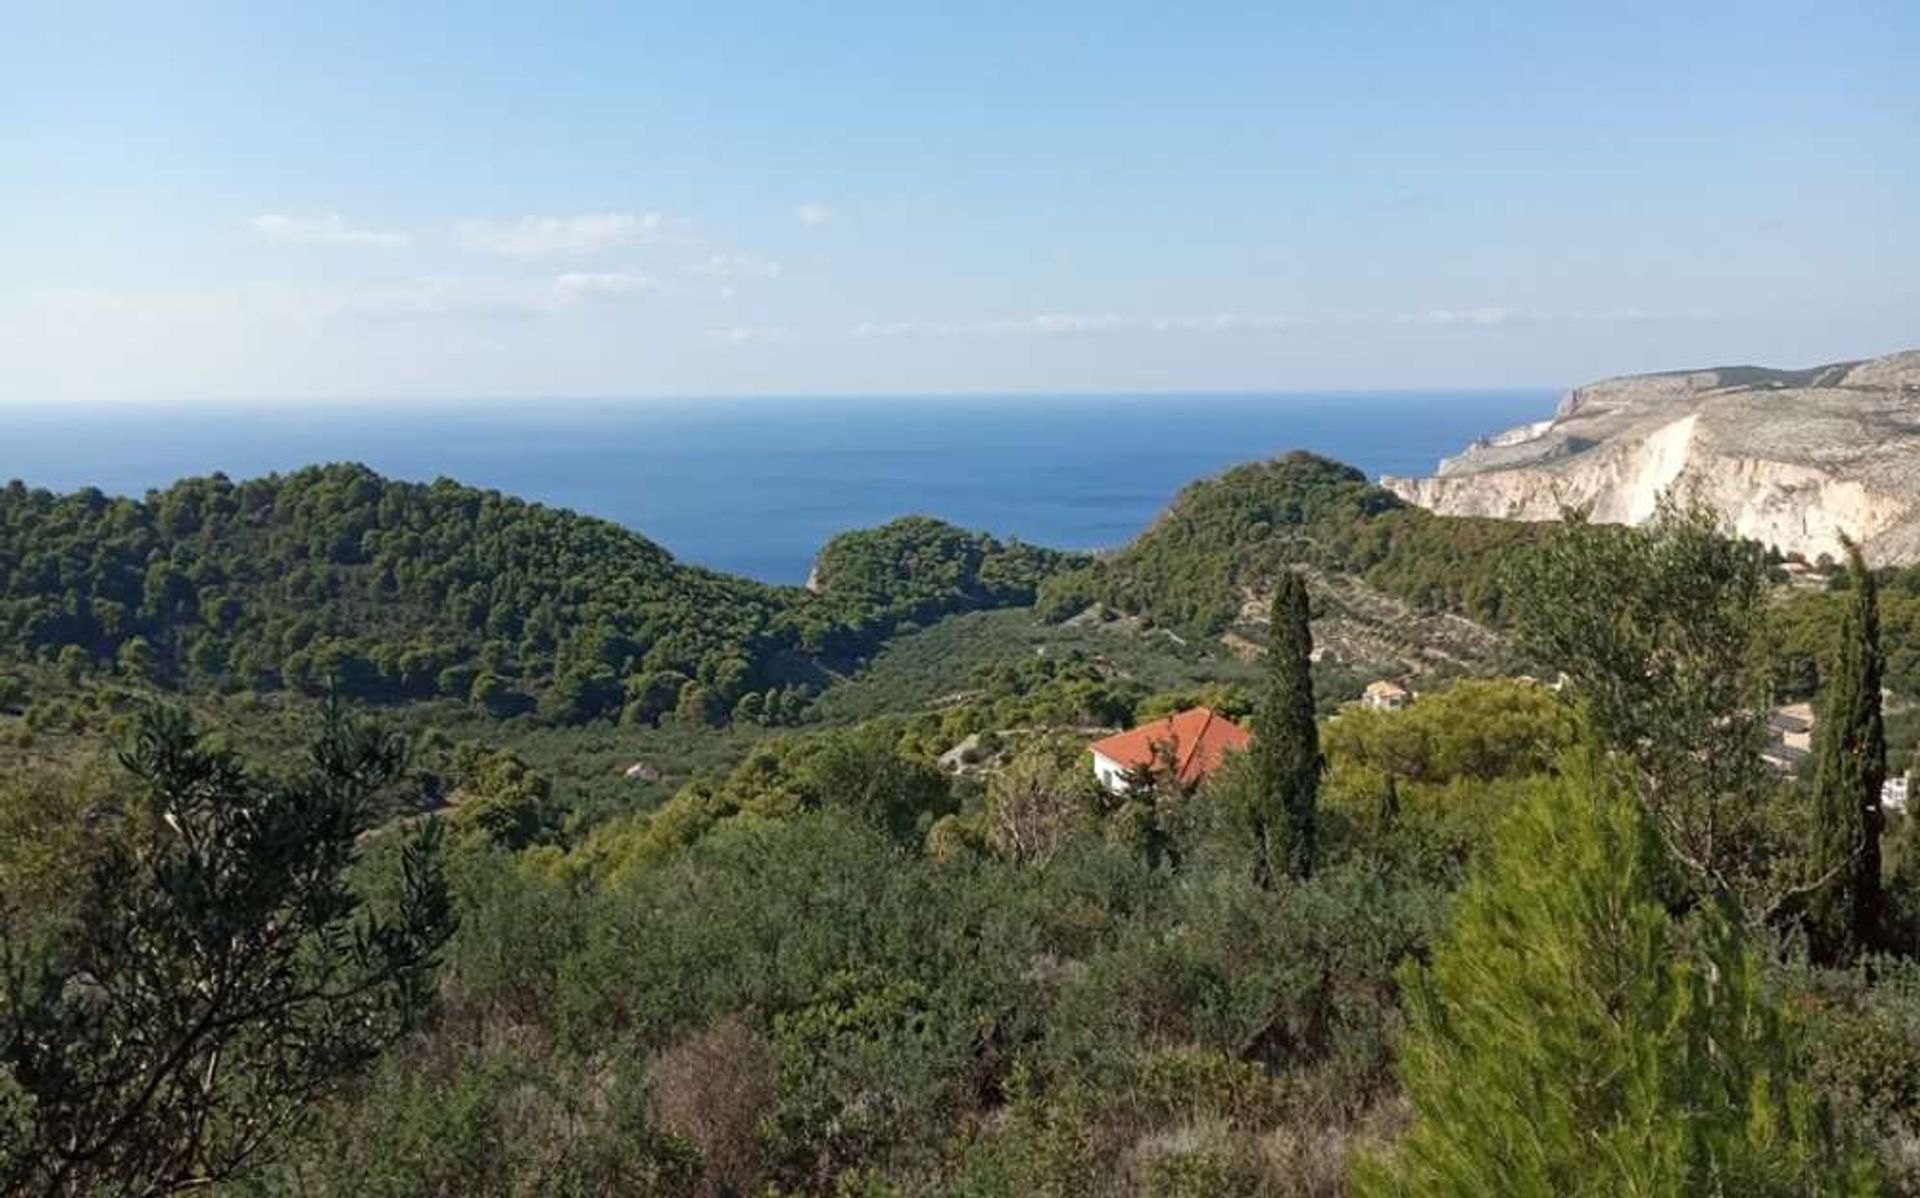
0 706 453 1197
1357 758 1881 1198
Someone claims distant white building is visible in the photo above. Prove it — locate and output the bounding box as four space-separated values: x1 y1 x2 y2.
1762 703 1912 809
1762 703 1815 773
1362 680 1411 711
1885 775 1910 814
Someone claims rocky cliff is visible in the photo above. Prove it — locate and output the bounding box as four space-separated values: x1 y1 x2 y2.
1382 350 1920 564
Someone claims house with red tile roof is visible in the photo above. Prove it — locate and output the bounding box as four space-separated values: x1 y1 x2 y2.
1088 706 1252 795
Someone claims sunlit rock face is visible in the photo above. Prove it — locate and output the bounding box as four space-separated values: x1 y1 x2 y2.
1383 351 1920 564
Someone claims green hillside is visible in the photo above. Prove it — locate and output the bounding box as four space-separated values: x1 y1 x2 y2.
0 465 1079 726
1036 451 1544 637
6 452 1919 1197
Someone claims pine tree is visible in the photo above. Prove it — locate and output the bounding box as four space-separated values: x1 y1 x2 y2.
1356 761 1882 1197
1250 570 1321 884
1808 539 1887 963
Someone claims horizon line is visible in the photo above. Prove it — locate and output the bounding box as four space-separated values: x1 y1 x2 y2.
0 384 1565 410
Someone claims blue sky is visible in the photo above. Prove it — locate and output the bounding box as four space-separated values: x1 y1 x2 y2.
4 0 1916 401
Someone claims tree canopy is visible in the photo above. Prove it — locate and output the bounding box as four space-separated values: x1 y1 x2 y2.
1036 452 1542 636
0 467 1075 725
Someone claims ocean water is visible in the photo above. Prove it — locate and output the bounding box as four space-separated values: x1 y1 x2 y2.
2 392 1551 584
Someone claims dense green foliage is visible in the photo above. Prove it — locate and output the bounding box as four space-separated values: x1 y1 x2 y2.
808 606 1262 739
251 806 1441 1197
1505 494 1784 917
804 516 1082 651
1359 762 1879 1197
0 707 452 1197
1035 453 1541 636
1249 571 1321 883
1323 677 1580 786
1809 542 1889 963
7 455 1920 1195
1767 564 1920 703
0 467 1071 726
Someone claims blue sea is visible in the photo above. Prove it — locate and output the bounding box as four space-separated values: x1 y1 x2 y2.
2 392 1551 585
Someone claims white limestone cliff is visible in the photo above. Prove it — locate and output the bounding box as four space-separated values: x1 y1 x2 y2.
1382 351 1920 564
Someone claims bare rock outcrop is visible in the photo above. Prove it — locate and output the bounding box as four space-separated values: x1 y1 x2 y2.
1383 351 1920 564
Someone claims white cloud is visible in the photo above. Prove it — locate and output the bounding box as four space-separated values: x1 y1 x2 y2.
250 214 410 248
1391 306 1680 328
794 202 835 227
1400 306 1521 327
12 273 662 343
1148 312 1293 333
850 311 1295 339
1031 312 1126 334
850 320 954 338
686 252 783 280
851 314 1117 339
454 212 687 259
709 324 796 346
551 272 666 305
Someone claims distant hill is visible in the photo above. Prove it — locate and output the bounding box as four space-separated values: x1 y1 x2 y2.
804 515 1079 641
1034 452 1541 675
0 464 1077 725
1 454 1543 724
1384 349 1920 565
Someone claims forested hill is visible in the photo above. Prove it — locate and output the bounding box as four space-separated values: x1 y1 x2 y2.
805 514 1074 642
0 464 1078 724
1036 451 1545 636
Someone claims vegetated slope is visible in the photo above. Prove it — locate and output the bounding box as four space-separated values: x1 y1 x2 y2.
809 606 1257 727
1037 452 1543 646
799 515 1084 654
0 465 1078 724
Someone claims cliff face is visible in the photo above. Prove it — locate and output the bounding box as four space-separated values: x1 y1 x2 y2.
1382 351 1920 564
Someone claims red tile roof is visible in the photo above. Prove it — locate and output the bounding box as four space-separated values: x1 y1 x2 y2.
1089 707 1252 787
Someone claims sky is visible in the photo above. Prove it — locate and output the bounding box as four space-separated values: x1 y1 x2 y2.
4 0 1917 402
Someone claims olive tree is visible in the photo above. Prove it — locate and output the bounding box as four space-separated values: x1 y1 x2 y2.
0 705 453 1197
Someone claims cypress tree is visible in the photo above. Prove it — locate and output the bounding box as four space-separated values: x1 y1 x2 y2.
1808 539 1887 963
1356 762 1881 1197
1251 570 1321 884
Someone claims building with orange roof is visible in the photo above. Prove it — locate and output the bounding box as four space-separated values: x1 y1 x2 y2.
1088 706 1252 795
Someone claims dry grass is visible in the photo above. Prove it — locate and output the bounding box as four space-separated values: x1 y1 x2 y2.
649 1015 778 1197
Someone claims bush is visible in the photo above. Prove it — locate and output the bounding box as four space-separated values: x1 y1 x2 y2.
1357 758 1881 1197
648 1016 777 1196
264 1036 700 1197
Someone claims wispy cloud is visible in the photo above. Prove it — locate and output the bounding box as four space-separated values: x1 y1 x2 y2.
851 311 1294 339
329 277 555 322
847 305 1705 341
794 202 834 227
250 214 411 248
324 274 667 321
1393 306 1681 327
454 212 689 259
1148 313 1294 332
1031 312 1127 334
686 252 783 281
709 324 797 346
551 272 666 305
28 273 674 333
1400 306 1520 327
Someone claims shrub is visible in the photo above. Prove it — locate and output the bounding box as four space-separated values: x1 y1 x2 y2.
649 1016 776 1197
1357 759 1882 1197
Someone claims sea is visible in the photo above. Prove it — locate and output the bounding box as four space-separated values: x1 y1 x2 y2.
2 391 1552 585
